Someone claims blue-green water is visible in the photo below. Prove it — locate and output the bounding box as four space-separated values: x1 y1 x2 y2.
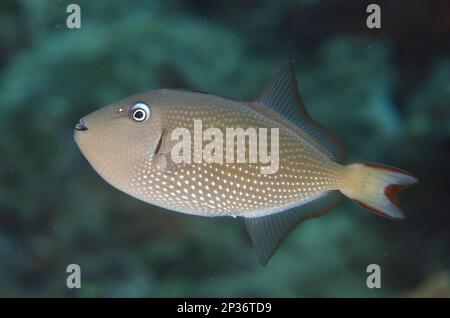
0 0 448 297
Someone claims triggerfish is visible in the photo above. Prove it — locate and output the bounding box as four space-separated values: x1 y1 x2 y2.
74 62 418 264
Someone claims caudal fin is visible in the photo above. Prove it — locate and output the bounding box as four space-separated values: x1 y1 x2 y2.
340 163 418 220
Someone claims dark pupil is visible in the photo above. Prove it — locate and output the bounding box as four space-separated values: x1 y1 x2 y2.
134 110 145 119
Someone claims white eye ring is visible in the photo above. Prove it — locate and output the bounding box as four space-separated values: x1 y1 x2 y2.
130 102 150 122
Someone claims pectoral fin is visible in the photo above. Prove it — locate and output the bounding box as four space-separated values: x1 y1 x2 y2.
245 190 342 265
152 129 175 172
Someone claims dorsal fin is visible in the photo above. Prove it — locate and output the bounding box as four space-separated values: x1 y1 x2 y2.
256 61 344 162
245 190 342 265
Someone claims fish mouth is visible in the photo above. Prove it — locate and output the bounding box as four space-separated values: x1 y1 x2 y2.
75 118 88 131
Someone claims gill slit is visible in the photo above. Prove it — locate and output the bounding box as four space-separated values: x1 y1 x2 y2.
154 129 165 155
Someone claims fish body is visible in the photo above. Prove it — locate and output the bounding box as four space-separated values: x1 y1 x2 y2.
74 62 418 264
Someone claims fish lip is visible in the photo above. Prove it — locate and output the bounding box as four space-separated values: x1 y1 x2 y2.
75 119 88 131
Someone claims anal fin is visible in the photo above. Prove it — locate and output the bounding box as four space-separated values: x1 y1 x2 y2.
245 190 342 265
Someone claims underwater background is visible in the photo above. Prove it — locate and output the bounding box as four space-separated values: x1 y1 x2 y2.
0 0 449 297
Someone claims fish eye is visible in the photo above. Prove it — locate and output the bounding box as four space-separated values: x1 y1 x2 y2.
130 102 151 122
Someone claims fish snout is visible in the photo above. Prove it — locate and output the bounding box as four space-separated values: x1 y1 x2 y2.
75 118 88 131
